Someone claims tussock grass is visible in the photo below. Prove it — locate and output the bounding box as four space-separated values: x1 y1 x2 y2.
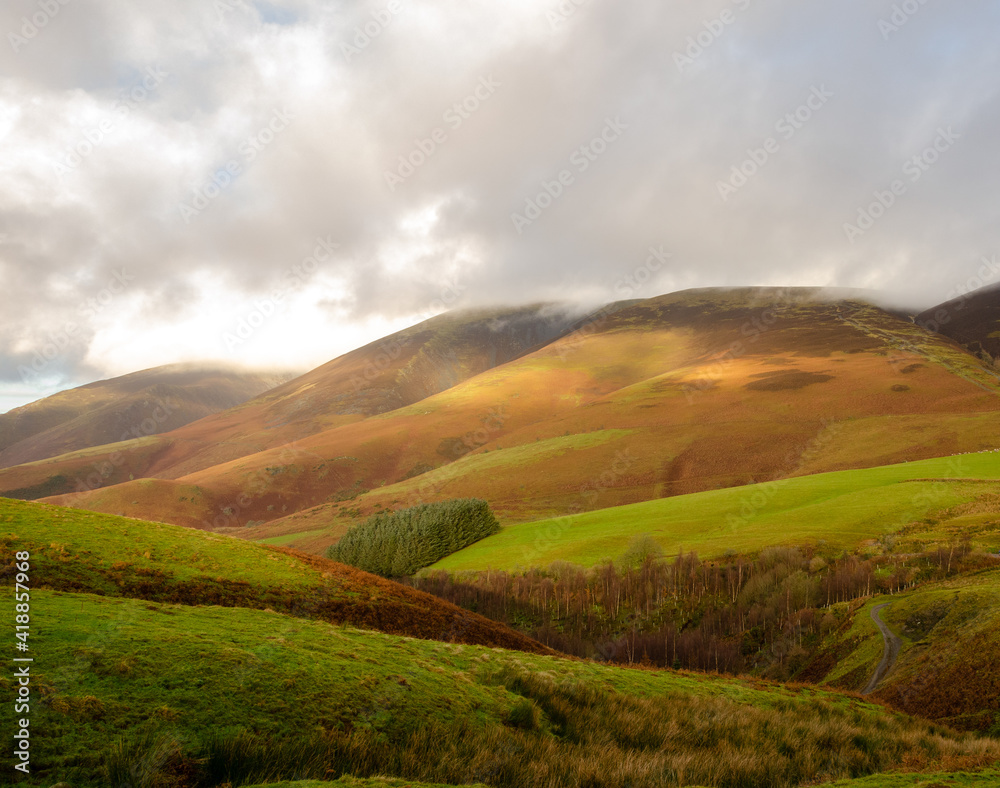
116 665 1000 788
12 590 998 787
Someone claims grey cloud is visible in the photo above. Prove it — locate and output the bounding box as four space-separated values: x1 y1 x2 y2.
1 0 999 407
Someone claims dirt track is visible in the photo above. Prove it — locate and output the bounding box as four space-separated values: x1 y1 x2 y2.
863 602 902 695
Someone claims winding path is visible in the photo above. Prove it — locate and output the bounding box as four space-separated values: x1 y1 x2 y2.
863 602 902 695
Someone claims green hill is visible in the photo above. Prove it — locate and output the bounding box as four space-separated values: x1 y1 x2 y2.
805 567 1000 733
0 497 552 654
244 775 1000 788
4 589 998 787
432 450 1000 571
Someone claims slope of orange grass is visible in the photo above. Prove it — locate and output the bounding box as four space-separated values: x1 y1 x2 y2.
37 290 1000 540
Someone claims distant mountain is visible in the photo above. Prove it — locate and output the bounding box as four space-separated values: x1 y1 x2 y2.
917 282 1000 364
26 287 1000 542
0 304 582 500
0 363 293 473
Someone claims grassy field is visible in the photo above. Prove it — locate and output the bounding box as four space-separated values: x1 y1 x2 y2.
241 775 1000 788
245 780 488 788
820 773 1000 786
807 568 1000 732
4 589 998 787
256 527 331 547
0 497 553 654
3 495 1000 786
431 451 1000 571
808 597 889 690
0 495 319 587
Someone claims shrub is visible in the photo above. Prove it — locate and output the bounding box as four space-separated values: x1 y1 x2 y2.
505 698 540 730
327 498 501 577
103 730 188 788
618 533 664 568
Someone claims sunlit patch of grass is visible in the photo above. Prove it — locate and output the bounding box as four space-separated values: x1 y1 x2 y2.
432 451 1000 570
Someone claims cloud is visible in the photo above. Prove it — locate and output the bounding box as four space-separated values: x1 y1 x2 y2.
1 0 999 410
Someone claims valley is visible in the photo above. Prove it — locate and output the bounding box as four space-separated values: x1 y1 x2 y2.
4 287 1000 786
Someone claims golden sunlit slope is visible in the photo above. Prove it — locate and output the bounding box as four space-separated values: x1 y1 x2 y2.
0 304 581 502
0 363 292 474
138 302 582 479
45 288 1000 543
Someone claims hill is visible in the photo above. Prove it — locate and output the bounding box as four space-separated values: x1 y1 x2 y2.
8 287 1000 542
0 497 552 653
0 363 293 475
806 567 1000 733
4 588 998 786
917 282 1000 364
0 304 581 504
429 450 1000 571
225 288 1000 554
244 776 1000 788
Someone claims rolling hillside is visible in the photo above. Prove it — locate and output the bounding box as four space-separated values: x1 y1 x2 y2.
8 287 1000 544
806 568 1000 733
0 497 552 653
7 498 996 786
917 282 1000 363
4 589 997 786
0 304 581 503
0 363 293 474
429 450 1000 571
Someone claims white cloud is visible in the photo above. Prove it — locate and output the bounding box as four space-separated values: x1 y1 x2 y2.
1 0 1000 411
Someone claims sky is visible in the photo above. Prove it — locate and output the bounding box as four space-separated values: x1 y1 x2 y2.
1 0 999 412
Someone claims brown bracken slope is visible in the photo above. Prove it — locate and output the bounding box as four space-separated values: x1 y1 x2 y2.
41 288 1000 547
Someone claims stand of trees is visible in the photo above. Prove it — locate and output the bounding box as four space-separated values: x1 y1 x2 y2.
327 498 500 577
409 539 993 679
